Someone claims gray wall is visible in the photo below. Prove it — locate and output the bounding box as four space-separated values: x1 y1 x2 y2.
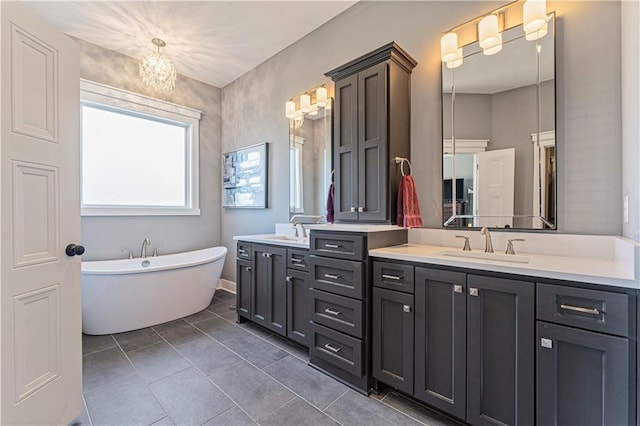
74 37 222 260
221 1 623 282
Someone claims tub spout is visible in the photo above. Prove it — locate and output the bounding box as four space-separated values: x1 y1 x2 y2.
140 238 151 258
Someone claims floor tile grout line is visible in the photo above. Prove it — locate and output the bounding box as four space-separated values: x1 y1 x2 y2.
321 388 350 413
81 393 94 426
253 394 298 424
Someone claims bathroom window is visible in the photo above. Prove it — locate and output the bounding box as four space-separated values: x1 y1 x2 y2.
80 80 201 216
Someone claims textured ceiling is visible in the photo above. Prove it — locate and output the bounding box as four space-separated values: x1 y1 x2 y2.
20 1 357 88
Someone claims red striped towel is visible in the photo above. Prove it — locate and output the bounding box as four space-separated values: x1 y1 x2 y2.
397 175 423 228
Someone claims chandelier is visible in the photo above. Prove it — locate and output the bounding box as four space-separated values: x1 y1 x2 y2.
139 38 177 91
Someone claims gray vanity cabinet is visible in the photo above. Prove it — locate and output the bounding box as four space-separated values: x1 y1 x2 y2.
372 286 414 395
466 274 535 426
251 244 287 335
326 42 416 224
236 242 310 347
536 283 636 426
414 267 467 420
286 268 310 347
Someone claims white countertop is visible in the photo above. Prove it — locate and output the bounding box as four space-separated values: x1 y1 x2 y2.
369 243 639 289
233 234 309 248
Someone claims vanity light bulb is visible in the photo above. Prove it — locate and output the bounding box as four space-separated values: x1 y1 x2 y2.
285 101 296 118
440 32 459 63
316 87 327 107
523 0 547 34
483 33 502 55
446 48 464 69
478 15 500 49
525 22 548 41
300 94 311 113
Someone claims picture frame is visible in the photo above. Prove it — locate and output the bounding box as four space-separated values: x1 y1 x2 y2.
222 142 269 208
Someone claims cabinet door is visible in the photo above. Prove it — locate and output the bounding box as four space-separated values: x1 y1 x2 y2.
414 268 466 420
537 322 631 426
236 259 252 319
287 269 310 347
334 73 359 221
267 246 287 336
372 287 413 394
357 62 388 222
467 275 534 426
251 245 270 327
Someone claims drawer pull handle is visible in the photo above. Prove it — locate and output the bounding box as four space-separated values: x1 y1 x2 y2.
238 249 247 254
560 304 601 316
382 274 402 281
324 343 342 353
324 308 341 316
324 243 342 249
291 258 304 263
324 273 341 280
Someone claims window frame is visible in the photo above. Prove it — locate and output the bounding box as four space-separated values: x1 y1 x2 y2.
80 79 202 216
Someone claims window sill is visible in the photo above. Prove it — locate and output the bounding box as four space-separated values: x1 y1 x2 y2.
81 207 201 217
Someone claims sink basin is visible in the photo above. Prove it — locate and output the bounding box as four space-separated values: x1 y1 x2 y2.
263 235 306 242
438 250 531 264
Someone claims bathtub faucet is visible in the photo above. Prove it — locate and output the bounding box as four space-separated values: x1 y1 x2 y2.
140 238 151 258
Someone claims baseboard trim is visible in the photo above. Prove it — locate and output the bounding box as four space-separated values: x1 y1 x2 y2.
217 279 236 294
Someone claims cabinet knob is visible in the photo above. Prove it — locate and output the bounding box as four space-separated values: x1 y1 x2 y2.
403 305 412 313
358 207 364 213
540 338 553 349
350 207 356 213
454 284 463 293
285 276 292 282
246 266 251 272
469 287 479 297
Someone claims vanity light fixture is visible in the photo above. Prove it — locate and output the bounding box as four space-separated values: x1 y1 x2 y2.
523 0 547 34
440 32 460 63
285 100 296 118
316 86 328 107
300 93 311 113
285 85 330 128
478 14 502 55
139 38 177 91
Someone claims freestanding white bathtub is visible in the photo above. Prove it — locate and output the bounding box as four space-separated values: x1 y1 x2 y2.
81 246 227 335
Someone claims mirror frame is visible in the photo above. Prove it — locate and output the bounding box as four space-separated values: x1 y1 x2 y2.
441 13 557 230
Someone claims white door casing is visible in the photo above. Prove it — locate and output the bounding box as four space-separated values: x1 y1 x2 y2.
531 130 556 229
476 148 515 228
1 3 82 424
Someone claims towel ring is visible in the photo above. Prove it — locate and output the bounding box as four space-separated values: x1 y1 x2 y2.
393 157 412 177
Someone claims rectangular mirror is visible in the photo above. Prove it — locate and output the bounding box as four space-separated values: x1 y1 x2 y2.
289 92 333 221
442 14 556 229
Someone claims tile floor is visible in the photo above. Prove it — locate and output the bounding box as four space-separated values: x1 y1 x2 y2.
74 289 461 426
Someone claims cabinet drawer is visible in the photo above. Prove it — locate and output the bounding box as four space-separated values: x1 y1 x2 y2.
310 289 363 338
537 283 630 336
310 232 365 261
310 256 363 299
373 261 414 293
309 322 363 377
237 242 251 260
287 249 309 272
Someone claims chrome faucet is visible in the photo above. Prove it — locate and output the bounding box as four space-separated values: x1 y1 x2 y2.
480 227 494 253
292 222 307 238
140 238 151 258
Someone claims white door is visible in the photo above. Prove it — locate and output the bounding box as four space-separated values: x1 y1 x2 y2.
1 3 82 424
476 148 515 228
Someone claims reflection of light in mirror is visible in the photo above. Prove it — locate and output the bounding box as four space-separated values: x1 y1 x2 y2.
526 23 548 41
446 48 464 69
483 34 503 56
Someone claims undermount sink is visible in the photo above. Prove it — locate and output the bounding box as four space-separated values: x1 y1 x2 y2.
260 235 309 244
438 250 531 264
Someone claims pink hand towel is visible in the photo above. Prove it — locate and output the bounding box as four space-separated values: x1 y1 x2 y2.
397 175 423 228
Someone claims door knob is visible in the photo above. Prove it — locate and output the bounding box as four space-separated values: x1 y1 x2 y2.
65 244 85 257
